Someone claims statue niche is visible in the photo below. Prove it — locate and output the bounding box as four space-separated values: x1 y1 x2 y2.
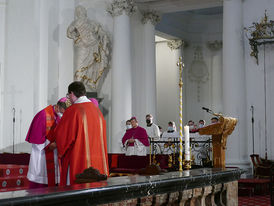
67 5 110 91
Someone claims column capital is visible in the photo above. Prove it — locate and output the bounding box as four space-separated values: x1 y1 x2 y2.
207 40 222 51
141 11 161 26
167 40 184 50
107 0 137 17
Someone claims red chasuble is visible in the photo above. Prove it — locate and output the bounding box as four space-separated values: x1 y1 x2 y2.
52 102 109 186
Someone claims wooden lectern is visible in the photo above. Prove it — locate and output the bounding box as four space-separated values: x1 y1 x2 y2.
199 116 238 168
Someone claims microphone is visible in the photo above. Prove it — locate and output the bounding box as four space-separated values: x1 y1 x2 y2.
202 107 210 112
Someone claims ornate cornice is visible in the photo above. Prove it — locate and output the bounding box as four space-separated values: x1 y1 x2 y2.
141 11 161 26
167 40 183 50
207 40 222 51
188 46 209 102
107 0 137 17
244 10 274 64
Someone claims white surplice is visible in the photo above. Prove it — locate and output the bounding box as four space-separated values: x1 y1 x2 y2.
124 139 147 156
145 123 161 140
27 140 60 184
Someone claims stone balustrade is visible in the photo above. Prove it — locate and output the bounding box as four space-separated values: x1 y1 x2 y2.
98 181 237 206
0 168 243 206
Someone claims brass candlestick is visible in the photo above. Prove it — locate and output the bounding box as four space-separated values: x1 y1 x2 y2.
177 57 184 171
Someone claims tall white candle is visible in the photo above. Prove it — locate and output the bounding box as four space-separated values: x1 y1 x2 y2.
184 125 190 161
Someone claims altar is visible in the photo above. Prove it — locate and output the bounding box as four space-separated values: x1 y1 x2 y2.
0 168 244 206
150 133 212 166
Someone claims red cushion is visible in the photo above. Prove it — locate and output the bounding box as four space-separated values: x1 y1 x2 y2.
0 153 30 165
110 168 137 173
118 155 149 169
110 154 119 168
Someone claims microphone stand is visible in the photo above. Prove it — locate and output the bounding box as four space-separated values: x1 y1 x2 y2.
250 106 255 155
250 105 255 176
12 108 15 154
203 108 222 117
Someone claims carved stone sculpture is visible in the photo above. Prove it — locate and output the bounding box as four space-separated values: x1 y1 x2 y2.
167 40 183 50
188 46 209 102
141 11 161 25
67 5 110 90
107 0 137 17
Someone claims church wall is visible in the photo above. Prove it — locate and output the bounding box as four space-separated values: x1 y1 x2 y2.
183 15 223 128
183 13 249 168
180 14 249 168
0 0 149 154
47 2 61 105
39 0 74 106
243 0 274 160
184 42 214 125
0 0 6 151
156 40 181 131
2 0 38 152
0 0 75 153
156 3 274 168
156 14 223 133
56 0 74 103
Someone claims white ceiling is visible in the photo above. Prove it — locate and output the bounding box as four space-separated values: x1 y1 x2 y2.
134 0 223 14
135 0 224 40
155 7 223 39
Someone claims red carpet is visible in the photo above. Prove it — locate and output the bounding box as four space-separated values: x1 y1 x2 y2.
239 195 270 206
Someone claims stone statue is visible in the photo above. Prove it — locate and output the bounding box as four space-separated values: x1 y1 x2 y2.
67 5 110 90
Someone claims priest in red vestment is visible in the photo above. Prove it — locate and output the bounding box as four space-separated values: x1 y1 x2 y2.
51 81 109 186
122 117 150 156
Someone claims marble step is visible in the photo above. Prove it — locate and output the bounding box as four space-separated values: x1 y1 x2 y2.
0 186 29 192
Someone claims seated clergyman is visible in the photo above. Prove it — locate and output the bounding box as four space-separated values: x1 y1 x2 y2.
211 117 219 124
162 121 179 139
187 120 198 133
161 121 179 154
198 119 206 128
122 117 150 156
145 114 161 140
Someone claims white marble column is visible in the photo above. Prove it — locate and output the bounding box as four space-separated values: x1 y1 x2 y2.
141 11 160 121
207 41 223 114
108 0 136 153
0 0 6 151
223 0 248 168
58 0 74 99
34 0 49 110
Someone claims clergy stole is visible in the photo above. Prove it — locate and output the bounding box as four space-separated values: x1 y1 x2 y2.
44 106 56 187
